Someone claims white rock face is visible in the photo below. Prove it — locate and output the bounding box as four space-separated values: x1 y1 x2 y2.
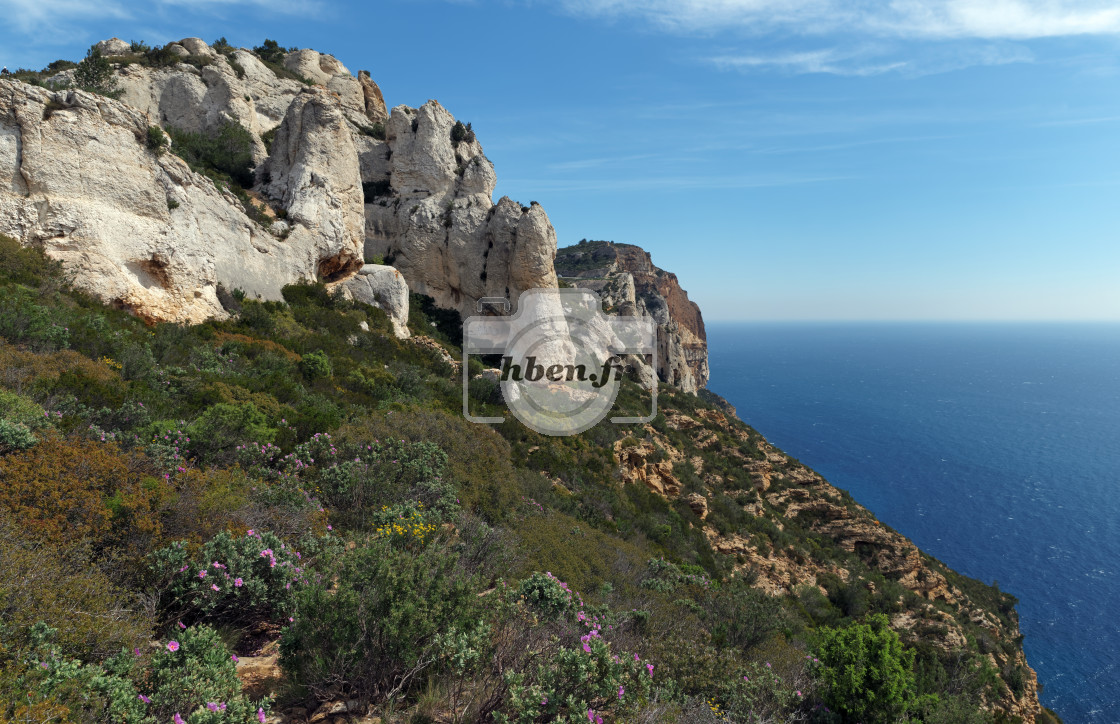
94 38 131 56
363 100 558 319
264 86 365 286
334 264 410 338
115 43 302 165
0 80 362 323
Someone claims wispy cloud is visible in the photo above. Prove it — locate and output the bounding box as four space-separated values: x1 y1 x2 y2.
0 0 320 36
548 153 655 170
708 48 907 76
557 0 1120 40
501 172 855 193
0 0 131 34
707 41 1034 76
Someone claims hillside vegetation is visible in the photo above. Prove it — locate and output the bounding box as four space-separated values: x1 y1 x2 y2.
0 234 1058 723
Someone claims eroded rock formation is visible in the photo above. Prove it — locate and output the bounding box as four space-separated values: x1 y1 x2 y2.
362 101 559 319
555 240 708 393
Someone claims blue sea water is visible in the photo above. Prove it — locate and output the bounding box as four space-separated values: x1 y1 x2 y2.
705 322 1120 723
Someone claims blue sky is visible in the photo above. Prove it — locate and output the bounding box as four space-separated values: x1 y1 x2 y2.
3 0 1119 321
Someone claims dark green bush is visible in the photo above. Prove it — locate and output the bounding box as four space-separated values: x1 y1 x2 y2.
73 46 120 98
167 121 255 189
280 538 483 703
146 125 168 154
449 120 475 147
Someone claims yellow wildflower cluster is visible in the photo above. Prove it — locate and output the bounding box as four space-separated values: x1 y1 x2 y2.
374 504 437 546
99 356 123 370
707 698 725 720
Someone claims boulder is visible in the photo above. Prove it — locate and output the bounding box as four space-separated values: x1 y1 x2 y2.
93 38 131 56
335 264 410 338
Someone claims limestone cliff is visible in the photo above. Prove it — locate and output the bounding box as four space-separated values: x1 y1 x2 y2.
555 240 708 393
1 37 558 335
361 101 559 320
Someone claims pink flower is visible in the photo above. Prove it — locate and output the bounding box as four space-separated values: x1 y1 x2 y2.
174 714 185 724
247 529 255 536
178 621 186 629
260 549 272 558
647 663 654 677
796 690 802 697
231 654 239 662
167 641 179 652
138 694 151 704
618 685 624 699
133 647 141 657
258 708 267 723
207 702 219 712
587 710 595 723
198 570 206 579
211 584 220 591
235 578 243 587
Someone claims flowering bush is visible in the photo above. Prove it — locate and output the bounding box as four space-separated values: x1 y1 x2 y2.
149 530 307 626
372 503 439 548
18 622 268 723
518 571 581 621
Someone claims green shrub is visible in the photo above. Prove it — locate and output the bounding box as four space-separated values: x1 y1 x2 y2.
252 39 287 65
280 538 483 703
298 349 332 380
73 46 121 98
187 402 277 464
813 613 918 723
359 121 386 140
0 521 153 660
167 120 255 189
0 419 37 453
450 120 475 147
311 438 457 530
518 571 580 621
146 125 168 154
260 126 277 153
0 233 62 287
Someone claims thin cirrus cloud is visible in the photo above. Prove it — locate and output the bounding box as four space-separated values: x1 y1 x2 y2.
558 0 1120 39
0 0 319 36
707 41 1035 76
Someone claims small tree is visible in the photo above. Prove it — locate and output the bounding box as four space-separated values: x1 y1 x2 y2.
252 39 287 65
73 46 121 99
814 613 918 723
450 120 475 147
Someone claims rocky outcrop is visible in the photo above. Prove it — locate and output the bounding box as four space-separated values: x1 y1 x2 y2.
362 101 559 319
332 264 410 338
555 240 708 393
10 39 552 333
263 86 365 285
0 80 362 323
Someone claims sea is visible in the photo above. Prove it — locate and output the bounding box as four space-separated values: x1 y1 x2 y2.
705 322 1120 723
